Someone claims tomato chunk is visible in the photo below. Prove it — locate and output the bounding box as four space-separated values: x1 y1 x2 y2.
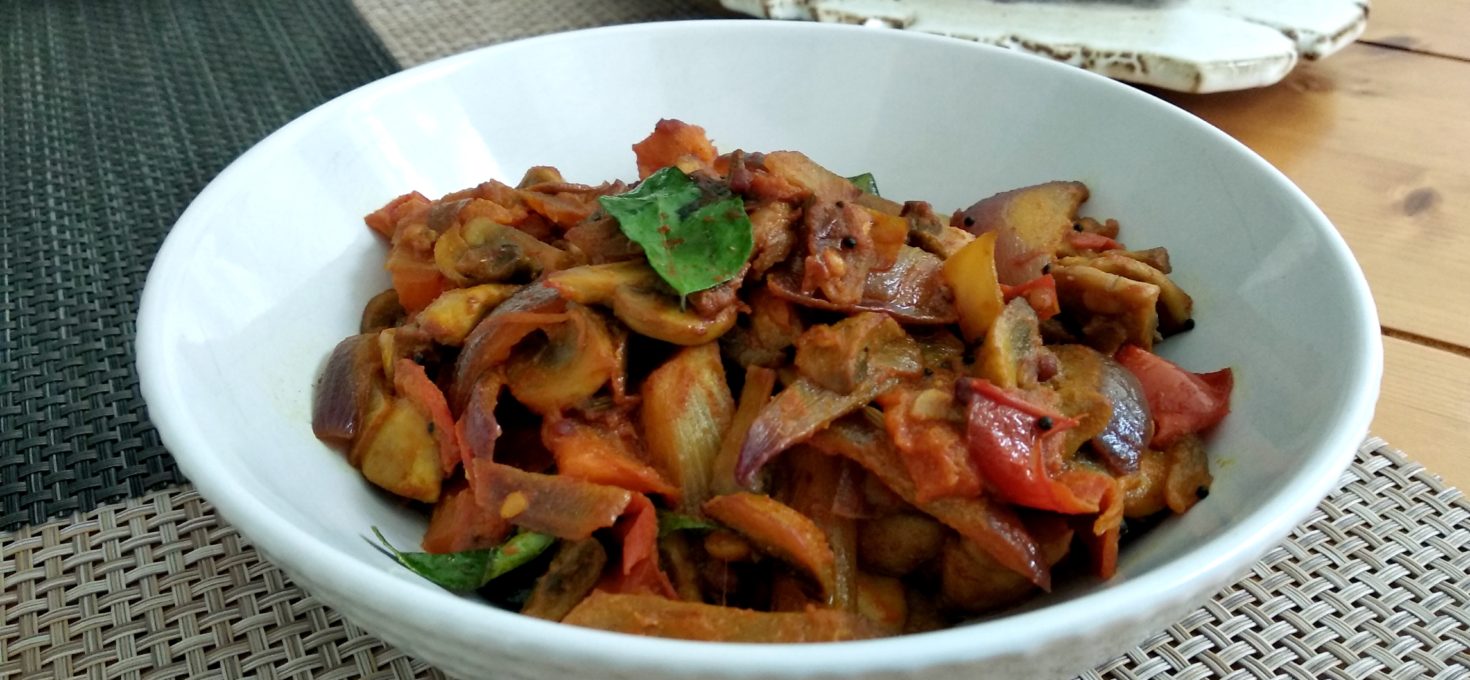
1115 345 1232 448
421 482 510 554
364 191 429 238
1000 274 1060 320
1056 468 1123 578
1066 232 1122 251
631 119 717 179
956 378 1099 514
387 252 447 313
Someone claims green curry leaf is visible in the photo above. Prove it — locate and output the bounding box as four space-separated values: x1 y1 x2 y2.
599 167 754 298
657 511 720 537
482 531 556 581
371 527 555 592
846 172 880 196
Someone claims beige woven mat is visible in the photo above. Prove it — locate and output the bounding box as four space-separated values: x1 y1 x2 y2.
2 439 1466 679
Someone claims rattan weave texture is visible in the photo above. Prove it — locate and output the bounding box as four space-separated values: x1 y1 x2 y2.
2 441 1465 679
350 0 737 68
0 0 396 530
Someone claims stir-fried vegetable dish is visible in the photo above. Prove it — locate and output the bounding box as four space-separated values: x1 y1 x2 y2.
312 120 1233 642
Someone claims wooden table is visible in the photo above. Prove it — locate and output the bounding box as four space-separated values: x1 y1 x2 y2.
1156 0 1470 490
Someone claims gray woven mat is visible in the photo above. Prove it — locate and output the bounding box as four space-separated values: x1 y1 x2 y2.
350 0 739 68
0 0 397 530
2 439 1466 679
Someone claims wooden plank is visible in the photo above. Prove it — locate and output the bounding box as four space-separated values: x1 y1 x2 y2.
1160 43 1470 348
1373 336 1470 490
1360 0 1470 61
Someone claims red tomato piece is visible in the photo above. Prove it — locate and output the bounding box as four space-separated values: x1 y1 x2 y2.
387 254 447 314
420 482 510 554
364 191 429 238
1066 232 1122 251
1000 274 1060 320
1056 468 1123 578
958 378 1100 514
1114 345 1233 448
631 119 717 180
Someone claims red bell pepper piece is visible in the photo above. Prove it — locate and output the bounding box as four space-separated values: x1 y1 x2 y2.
469 462 632 541
598 494 677 599
394 358 461 476
454 376 502 474
541 414 678 499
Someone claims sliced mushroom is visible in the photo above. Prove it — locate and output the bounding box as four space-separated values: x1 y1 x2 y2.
611 286 738 346
1059 252 1193 334
505 305 620 416
417 283 520 346
1051 263 1162 353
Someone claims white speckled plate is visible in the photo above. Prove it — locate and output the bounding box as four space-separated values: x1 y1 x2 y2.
720 0 1369 92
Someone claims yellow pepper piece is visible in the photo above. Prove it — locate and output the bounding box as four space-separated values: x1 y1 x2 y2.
942 231 1005 342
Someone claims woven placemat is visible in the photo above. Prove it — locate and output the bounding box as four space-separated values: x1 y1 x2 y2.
349 0 738 68
0 0 397 531
2 439 1465 679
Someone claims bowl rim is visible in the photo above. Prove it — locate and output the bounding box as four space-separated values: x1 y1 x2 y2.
137 18 1383 676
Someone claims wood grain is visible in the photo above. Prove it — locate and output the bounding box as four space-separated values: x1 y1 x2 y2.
1162 43 1470 348
1374 336 1470 490
1360 0 1470 61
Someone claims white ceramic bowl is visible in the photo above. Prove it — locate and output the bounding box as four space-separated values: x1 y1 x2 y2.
136 20 1381 680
